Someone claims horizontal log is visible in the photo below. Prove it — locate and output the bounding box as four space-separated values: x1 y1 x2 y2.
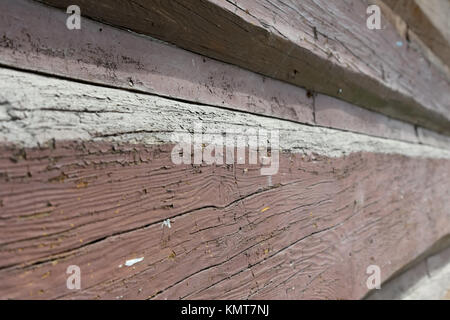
1 143 450 299
33 0 450 135
1 67 450 299
1 67 449 158
0 0 315 127
3 0 441 146
4 0 450 147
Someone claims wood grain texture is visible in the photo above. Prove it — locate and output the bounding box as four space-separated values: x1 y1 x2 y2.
3 0 449 146
2 66 450 159
0 0 314 127
33 0 450 135
0 142 450 300
0 67 450 300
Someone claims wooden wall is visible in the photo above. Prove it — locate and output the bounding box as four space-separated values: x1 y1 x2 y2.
0 0 449 299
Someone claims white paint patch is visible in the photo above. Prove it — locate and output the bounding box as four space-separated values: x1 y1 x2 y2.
162 219 171 229
125 257 144 267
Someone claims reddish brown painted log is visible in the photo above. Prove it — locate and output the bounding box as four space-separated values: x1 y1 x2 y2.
33 0 450 135
0 141 449 299
4 1 450 146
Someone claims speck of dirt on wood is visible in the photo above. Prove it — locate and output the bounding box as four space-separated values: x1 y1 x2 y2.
76 180 88 189
313 26 318 40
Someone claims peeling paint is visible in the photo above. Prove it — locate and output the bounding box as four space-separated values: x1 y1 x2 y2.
162 219 171 229
124 257 144 267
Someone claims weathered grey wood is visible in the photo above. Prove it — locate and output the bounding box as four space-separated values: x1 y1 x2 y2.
33 0 450 135
1 67 450 158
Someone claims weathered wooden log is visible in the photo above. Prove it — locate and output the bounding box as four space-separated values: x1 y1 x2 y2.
1 67 450 299
32 0 450 135
7 0 448 146
1 0 450 300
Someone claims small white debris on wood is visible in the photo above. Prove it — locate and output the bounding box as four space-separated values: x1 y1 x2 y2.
124 257 144 267
162 219 172 229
